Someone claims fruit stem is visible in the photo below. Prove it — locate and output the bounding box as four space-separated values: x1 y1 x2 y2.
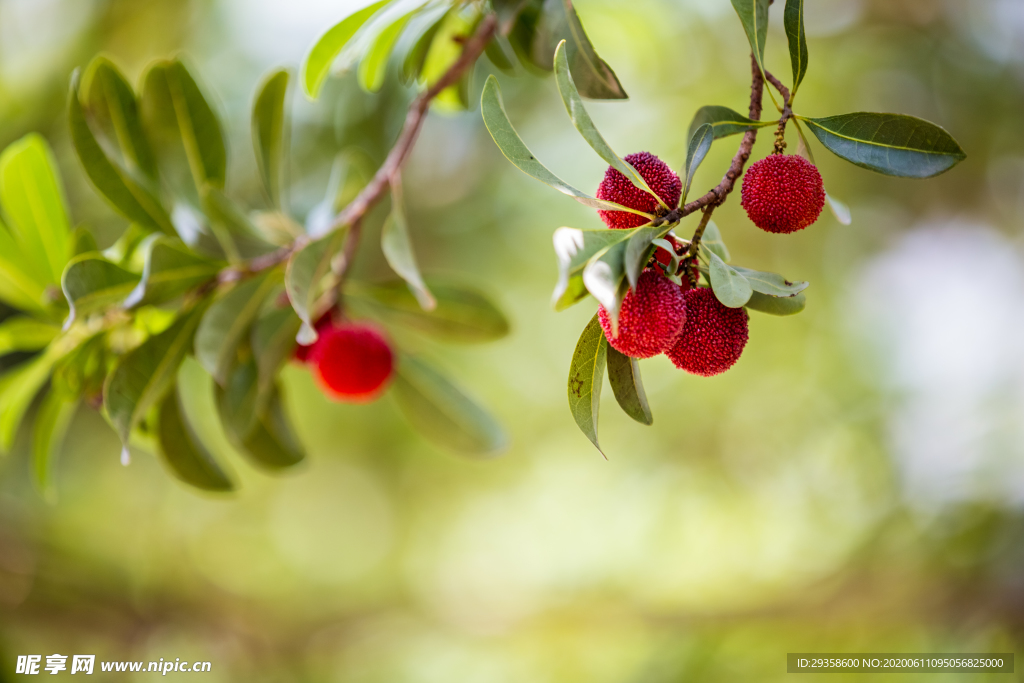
683 207 715 261
763 69 793 155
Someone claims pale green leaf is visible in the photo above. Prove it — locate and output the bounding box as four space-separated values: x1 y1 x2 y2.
0 350 57 453
32 388 78 501
381 178 435 310
567 313 606 454
123 236 220 308
81 56 158 181
284 228 349 339
252 69 290 207
708 251 753 308
61 255 140 327
302 0 391 99
745 290 806 316
0 317 60 357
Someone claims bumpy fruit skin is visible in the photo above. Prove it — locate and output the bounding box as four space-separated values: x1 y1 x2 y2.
666 287 749 376
740 154 825 234
598 270 687 358
596 152 682 230
309 322 395 403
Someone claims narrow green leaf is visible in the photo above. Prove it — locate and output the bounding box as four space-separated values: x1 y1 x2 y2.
532 0 627 99
745 290 806 316
239 385 305 469
348 280 509 344
784 0 808 97
730 0 772 99
567 313 606 454
103 304 205 449
156 385 235 491
358 8 416 93
0 221 47 312
800 113 966 178
553 41 664 208
485 35 517 73
582 240 629 333
481 76 652 218
382 178 435 311
683 123 714 202
0 350 57 453
32 388 78 501
81 56 158 181
606 345 652 426
0 317 59 356
688 105 774 142
251 306 301 391
252 69 290 207
392 355 507 457
302 0 392 99
551 227 629 309
216 357 261 442
195 271 281 385
624 224 672 290
284 228 349 341
402 5 450 84
200 186 277 262
708 251 753 308
731 265 808 296
701 221 730 262
61 255 140 326
124 236 220 308
68 72 174 233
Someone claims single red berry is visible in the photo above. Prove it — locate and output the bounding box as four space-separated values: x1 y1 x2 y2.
598 270 687 358
740 154 825 234
665 287 748 376
293 313 333 363
596 152 682 229
310 322 395 403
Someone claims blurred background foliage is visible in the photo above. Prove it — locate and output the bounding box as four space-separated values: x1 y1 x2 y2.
2 0 1024 680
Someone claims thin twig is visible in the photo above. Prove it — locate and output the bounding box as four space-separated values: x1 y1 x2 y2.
763 69 793 153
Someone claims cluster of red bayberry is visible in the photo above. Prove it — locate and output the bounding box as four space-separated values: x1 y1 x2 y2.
294 317 395 402
594 150 824 375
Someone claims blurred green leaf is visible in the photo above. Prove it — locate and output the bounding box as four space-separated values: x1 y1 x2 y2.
606 345 652 426
0 317 60 356
238 385 305 470
393 354 507 457
200 186 277 262
0 223 47 312
382 178 435 311
124 236 220 309
582 239 629 333
216 357 260 442
553 41 663 207
156 384 235 491
104 304 205 452
0 350 57 453
533 0 626 99
52 333 106 399
348 280 508 344
302 0 391 99
624 224 672 290
800 113 966 178
358 8 416 93
485 35 517 73
70 226 99 257
708 251 753 308
251 306 301 392
687 105 774 142
744 290 806 316
784 0 807 97
61 255 140 327
683 123 714 202
481 77 648 217
567 313 606 455
494 0 533 33
32 388 77 501
68 72 173 233
421 7 480 112
401 5 449 84
701 221 730 262
195 271 281 385
730 0 770 78
731 265 808 296
252 69 290 207
552 227 627 309
81 56 158 181
285 228 348 341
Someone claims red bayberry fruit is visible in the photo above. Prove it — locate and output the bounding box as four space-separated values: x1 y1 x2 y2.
596 152 682 230
310 322 395 403
740 154 825 234
665 287 748 376
598 270 687 358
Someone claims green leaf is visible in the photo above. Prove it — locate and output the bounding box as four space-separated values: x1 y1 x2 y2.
284 228 349 341
731 265 809 296
252 69 290 207
701 220 730 262
348 280 509 344
0 134 73 285
251 306 301 391
553 41 664 208
799 113 966 178
392 355 507 457
200 186 277 262
0 227 47 312
382 178 435 311
0 350 57 453
532 0 626 99
784 0 807 97
302 0 392 99
708 251 753 308
32 388 77 501
81 56 158 181
624 224 672 290
68 72 174 233
683 123 714 202
0 317 59 356
238 385 305 469
606 344 652 426
494 0 533 33
103 304 205 451
481 77 650 218
358 7 416 93
688 105 774 142
730 0 771 79
567 313 606 454
745 290 806 316
71 226 99 257
582 240 629 333
402 5 450 84
141 60 227 191
156 385 235 491
485 35 517 73
216 357 261 442
61 255 140 326
551 227 629 309
124 236 220 308
195 271 281 385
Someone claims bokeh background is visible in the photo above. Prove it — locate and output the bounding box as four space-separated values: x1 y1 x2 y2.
2 0 1024 680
